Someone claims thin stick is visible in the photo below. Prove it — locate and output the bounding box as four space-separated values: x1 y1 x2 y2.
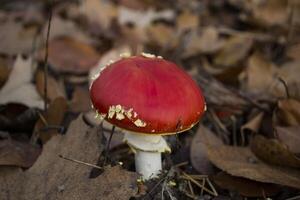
103 125 115 166
182 172 217 196
206 177 218 196
59 155 102 169
188 180 194 196
43 0 53 112
277 77 290 98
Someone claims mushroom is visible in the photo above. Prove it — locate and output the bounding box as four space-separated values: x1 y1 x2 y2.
90 53 205 179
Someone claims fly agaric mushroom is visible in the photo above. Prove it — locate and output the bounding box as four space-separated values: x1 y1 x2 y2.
90 53 205 179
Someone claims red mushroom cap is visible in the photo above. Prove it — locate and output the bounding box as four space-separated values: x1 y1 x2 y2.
90 55 205 134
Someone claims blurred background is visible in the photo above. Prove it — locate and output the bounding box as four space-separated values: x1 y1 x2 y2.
0 0 300 199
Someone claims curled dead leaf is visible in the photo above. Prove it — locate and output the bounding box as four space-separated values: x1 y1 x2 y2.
241 112 264 134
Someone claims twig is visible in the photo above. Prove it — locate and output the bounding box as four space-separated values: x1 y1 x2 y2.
181 172 217 196
205 177 218 196
187 180 194 196
43 0 53 112
59 155 102 169
277 77 290 98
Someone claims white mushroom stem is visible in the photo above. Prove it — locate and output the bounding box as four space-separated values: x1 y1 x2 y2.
124 132 171 180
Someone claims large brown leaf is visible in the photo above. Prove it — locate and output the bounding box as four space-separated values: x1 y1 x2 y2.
0 115 138 200
206 144 300 189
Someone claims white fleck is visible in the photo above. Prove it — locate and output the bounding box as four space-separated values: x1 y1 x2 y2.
116 112 125 120
91 73 100 80
125 108 133 119
115 104 122 113
134 119 147 127
91 104 94 109
141 52 156 58
120 52 131 58
108 60 115 65
204 104 207 111
108 105 116 119
133 112 137 118
157 56 163 59
151 129 155 132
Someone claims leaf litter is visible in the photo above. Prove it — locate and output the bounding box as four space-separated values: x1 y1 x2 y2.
0 115 138 200
1 0 300 199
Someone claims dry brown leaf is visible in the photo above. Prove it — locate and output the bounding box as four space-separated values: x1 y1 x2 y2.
79 0 118 31
182 27 224 57
31 97 68 144
190 125 222 174
40 37 100 74
35 68 65 102
0 115 138 199
276 126 300 154
0 139 41 168
146 23 178 48
239 52 277 97
70 86 91 113
249 0 289 26
206 144 300 189
214 35 253 67
241 112 264 134
176 9 199 33
277 99 300 126
251 134 300 168
45 16 93 44
212 172 280 197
